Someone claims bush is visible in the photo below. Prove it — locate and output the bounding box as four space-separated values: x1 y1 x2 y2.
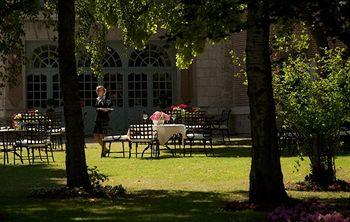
30 166 126 199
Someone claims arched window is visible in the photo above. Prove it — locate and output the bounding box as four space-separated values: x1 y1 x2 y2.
103 73 123 107
52 73 61 107
32 45 58 68
103 47 122 68
79 73 99 107
27 74 48 108
78 47 122 68
77 47 123 107
128 73 148 107
153 73 172 107
128 44 171 67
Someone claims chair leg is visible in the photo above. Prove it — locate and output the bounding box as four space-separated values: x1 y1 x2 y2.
190 140 193 157
225 129 230 143
31 147 35 164
38 148 43 161
107 142 112 157
141 144 150 158
221 130 226 144
59 136 64 150
183 141 186 157
45 147 50 164
101 142 106 158
136 143 138 158
203 141 208 157
210 140 215 156
122 142 125 158
157 143 160 158
13 147 16 165
26 147 31 165
128 142 132 159
49 144 55 162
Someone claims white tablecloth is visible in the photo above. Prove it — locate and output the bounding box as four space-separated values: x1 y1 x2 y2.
153 124 187 146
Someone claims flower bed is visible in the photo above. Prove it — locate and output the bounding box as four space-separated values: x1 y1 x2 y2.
268 200 350 222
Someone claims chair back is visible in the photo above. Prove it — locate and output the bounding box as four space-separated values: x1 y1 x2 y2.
23 122 50 145
166 110 183 124
1 130 21 150
129 122 157 141
220 109 231 126
46 111 64 134
183 111 206 130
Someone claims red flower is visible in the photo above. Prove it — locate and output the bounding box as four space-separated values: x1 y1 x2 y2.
170 105 176 110
178 104 188 109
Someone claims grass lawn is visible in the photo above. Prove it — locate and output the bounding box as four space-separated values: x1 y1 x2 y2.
0 143 349 222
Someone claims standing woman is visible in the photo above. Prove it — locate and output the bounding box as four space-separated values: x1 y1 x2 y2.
94 85 111 157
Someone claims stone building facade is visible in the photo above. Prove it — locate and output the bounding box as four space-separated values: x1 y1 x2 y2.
0 21 250 135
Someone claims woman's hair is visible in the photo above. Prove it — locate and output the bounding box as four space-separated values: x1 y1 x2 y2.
96 85 107 95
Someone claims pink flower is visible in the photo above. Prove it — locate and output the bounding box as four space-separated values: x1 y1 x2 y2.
150 111 170 121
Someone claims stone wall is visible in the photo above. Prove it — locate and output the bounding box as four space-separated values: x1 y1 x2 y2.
193 32 250 134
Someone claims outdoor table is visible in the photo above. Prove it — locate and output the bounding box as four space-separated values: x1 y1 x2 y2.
152 124 187 146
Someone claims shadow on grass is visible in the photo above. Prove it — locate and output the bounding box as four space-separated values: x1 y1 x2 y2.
139 146 254 159
0 164 264 222
0 189 265 222
0 164 66 198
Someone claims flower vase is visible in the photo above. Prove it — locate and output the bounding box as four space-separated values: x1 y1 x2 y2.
153 120 165 125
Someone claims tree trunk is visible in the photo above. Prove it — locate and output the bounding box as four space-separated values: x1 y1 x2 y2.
246 0 288 205
58 0 91 190
307 135 336 186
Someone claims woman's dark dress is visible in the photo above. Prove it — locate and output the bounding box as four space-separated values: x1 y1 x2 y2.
93 96 111 134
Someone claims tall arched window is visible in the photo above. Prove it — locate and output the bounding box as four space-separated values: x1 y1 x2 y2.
128 44 171 67
128 44 173 108
27 44 59 108
32 45 58 68
78 47 123 107
27 74 48 108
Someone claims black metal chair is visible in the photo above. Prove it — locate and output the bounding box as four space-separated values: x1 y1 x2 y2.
1 130 28 165
14 122 54 164
128 122 159 158
102 129 129 158
47 111 65 150
184 115 214 157
212 109 232 144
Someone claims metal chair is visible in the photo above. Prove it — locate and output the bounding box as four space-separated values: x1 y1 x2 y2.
128 122 159 158
47 111 65 150
212 109 232 144
184 117 214 157
1 130 28 165
102 129 129 158
15 122 54 164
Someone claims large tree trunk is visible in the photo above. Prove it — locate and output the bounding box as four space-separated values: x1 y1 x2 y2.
246 0 288 205
58 0 91 190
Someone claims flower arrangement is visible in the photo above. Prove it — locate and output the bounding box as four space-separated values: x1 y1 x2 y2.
150 111 170 125
170 103 188 111
13 113 23 129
